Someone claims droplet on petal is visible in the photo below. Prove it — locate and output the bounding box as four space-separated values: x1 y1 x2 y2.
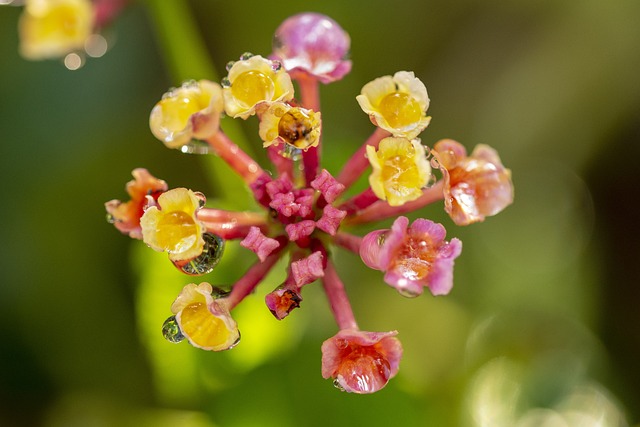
171 232 225 275
162 315 185 343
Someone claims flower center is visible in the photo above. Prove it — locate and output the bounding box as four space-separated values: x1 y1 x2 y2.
278 110 312 148
378 92 422 128
379 142 422 197
156 211 198 253
159 91 210 131
338 346 391 393
179 302 230 348
392 235 436 281
231 70 275 107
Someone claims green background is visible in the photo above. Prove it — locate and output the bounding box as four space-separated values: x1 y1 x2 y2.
1 0 640 426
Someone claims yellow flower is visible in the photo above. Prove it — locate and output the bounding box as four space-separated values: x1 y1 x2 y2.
366 137 431 206
171 283 240 351
223 55 294 119
19 0 94 60
149 80 224 149
258 102 321 150
356 71 431 139
140 188 206 261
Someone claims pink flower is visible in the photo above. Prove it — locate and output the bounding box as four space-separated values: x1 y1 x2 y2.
360 216 462 297
432 139 514 226
321 329 402 394
272 12 351 83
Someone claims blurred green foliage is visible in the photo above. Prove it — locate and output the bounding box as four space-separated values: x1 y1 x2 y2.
1 0 640 426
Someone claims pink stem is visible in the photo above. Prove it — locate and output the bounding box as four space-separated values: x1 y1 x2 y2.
226 242 286 309
332 232 363 255
336 127 389 189
206 132 267 184
323 260 358 330
338 187 379 215
197 209 269 239
298 76 321 185
346 180 444 225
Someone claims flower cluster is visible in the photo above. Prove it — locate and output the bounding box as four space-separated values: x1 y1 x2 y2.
106 12 513 394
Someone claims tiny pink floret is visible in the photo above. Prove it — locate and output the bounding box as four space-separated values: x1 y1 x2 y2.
285 220 316 242
311 169 345 203
316 205 347 236
321 329 402 394
291 251 325 287
240 226 281 262
360 216 462 297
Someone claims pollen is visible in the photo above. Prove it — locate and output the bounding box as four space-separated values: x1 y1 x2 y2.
156 211 198 253
378 92 422 129
231 70 275 107
179 302 231 349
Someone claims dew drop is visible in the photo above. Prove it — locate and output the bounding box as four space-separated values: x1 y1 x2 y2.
193 191 207 208
106 213 116 224
425 173 437 188
279 144 302 160
239 52 254 61
162 315 185 343
180 139 211 155
172 232 225 275
221 77 231 88
333 378 346 392
225 61 235 71
430 157 441 169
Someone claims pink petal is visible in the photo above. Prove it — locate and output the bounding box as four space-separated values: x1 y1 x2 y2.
240 226 281 262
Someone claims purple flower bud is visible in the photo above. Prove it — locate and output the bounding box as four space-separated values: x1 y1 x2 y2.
272 13 352 83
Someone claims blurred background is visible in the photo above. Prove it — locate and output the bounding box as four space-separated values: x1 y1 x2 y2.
1 0 639 426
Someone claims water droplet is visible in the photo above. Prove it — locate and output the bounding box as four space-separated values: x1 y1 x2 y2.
182 79 199 89
172 232 225 275
209 285 230 299
397 285 420 298
180 139 211 155
193 192 207 208
425 173 437 188
225 61 235 71
336 338 349 349
333 378 346 392
106 213 116 224
162 316 185 343
430 157 440 169
239 52 254 61
221 77 231 88
279 144 302 160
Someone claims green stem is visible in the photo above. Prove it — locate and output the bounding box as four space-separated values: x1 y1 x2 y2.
143 0 255 209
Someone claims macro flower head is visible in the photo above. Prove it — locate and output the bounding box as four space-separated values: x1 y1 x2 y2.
163 282 240 351
140 187 206 261
432 139 514 226
367 137 432 206
105 12 513 395
321 329 402 394
149 79 224 150
272 12 351 84
18 0 94 60
360 216 462 297
222 54 295 119
357 71 431 138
